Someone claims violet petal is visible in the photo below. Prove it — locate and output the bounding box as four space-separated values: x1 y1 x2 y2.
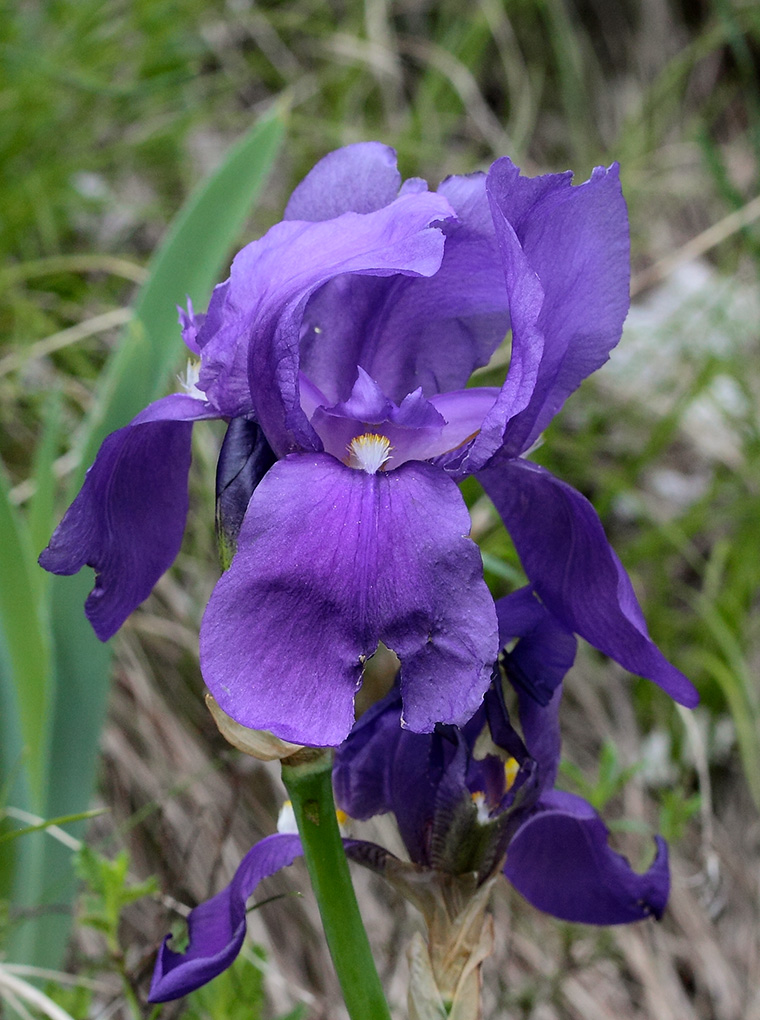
197 192 454 448
200 454 497 746
488 159 631 457
299 171 510 408
505 790 670 924
284 141 403 220
149 833 303 1002
479 458 698 707
39 394 216 640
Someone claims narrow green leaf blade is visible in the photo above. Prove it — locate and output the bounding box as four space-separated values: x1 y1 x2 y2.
0 458 52 811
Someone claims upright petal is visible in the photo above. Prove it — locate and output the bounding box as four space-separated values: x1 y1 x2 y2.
479 458 698 707
488 159 630 456
299 172 510 407
39 394 216 641
446 184 545 476
149 833 303 1002
284 141 403 220
196 192 454 451
200 454 497 746
505 790 670 924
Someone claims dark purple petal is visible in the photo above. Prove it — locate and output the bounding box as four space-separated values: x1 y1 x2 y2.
299 172 510 408
149 833 303 1002
487 159 630 456
200 454 497 746
496 586 577 706
215 418 277 568
39 394 216 641
505 790 670 924
333 689 405 820
284 142 403 220
497 591 574 791
479 458 698 707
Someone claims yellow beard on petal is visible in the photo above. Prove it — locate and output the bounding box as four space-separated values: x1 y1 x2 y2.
347 433 393 473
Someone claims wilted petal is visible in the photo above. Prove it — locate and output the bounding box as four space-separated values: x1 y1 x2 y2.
149 833 303 1002
200 454 497 746
488 159 630 457
505 790 670 924
39 394 216 641
479 458 698 707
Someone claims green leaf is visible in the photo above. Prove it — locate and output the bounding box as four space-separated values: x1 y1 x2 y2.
0 458 52 812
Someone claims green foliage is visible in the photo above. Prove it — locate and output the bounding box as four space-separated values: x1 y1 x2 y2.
75 845 158 953
657 788 702 844
559 742 643 813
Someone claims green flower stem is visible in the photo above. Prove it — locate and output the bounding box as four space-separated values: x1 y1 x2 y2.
281 748 392 1020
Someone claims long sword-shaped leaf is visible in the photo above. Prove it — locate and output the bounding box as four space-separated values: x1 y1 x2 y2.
0 459 52 813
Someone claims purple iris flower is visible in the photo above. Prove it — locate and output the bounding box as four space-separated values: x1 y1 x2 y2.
40 142 696 747
149 588 669 1003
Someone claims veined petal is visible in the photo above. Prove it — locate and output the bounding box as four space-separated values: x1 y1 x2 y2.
200 454 497 746
197 192 454 449
299 171 510 408
149 833 303 1002
479 458 698 707
39 394 217 641
488 159 630 456
428 387 499 458
505 790 670 924
447 187 546 476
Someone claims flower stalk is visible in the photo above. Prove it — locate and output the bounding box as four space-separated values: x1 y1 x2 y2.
280 748 392 1020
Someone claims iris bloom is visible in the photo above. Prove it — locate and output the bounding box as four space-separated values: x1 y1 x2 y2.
149 588 669 1003
40 143 697 745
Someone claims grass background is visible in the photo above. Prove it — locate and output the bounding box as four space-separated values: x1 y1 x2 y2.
1 0 759 1017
